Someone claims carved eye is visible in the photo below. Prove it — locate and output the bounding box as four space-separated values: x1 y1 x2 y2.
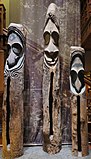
12 43 23 55
78 70 85 86
43 31 50 45
52 31 59 47
70 70 77 84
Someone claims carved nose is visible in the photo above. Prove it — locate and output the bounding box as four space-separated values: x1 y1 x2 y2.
50 51 58 58
49 52 54 57
7 59 16 69
7 53 19 69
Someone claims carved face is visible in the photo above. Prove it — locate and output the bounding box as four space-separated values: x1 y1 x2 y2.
43 6 59 67
70 51 85 95
6 33 23 69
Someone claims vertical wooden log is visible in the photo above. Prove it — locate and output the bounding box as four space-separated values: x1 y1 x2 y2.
71 95 78 156
70 46 88 157
80 95 88 156
43 3 61 154
71 94 88 156
43 60 61 154
2 23 26 159
0 50 4 93
0 50 4 144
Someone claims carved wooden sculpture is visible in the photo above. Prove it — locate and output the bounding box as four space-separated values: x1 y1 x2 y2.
2 23 26 158
70 47 85 96
70 46 88 157
43 3 61 154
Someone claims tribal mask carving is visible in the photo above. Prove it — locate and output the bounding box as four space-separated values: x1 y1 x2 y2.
4 23 26 78
43 3 59 67
7 33 23 69
69 46 85 95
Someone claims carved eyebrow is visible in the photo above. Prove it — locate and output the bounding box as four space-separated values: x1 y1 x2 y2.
72 63 83 68
70 54 85 69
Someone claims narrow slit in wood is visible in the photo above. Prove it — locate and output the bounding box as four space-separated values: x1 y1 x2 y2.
6 77 10 148
49 72 54 136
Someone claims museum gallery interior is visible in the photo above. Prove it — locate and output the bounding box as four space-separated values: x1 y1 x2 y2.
0 0 91 158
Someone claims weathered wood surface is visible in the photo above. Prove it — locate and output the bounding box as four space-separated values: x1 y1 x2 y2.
2 23 25 158
43 59 61 154
42 3 61 154
71 94 88 156
0 50 4 93
80 95 88 156
2 67 24 159
70 46 88 157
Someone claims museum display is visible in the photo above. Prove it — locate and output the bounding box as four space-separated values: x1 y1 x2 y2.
70 46 85 95
1 0 89 158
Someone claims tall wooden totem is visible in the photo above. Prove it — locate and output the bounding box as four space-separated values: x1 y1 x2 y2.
2 23 26 158
43 3 61 154
70 46 88 157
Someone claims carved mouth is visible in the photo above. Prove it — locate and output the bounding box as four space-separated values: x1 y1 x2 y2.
44 51 58 59
44 56 58 67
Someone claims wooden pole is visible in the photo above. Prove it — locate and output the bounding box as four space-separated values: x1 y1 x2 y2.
2 23 26 159
70 46 88 157
43 3 61 154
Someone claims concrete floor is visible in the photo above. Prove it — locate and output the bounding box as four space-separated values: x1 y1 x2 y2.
14 145 91 159
0 145 91 159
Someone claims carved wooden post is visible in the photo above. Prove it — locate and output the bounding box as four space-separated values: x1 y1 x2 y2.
43 3 61 154
70 46 88 157
0 50 4 93
2 23 26 158
0 50 4 144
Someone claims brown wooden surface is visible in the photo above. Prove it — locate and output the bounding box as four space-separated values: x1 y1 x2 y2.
0 50 4 93
0 93 3 145
80 95 88 156
0 4 6 35
2 66 24 158
43 59 61 154
71 94 88 156
81 0 91 49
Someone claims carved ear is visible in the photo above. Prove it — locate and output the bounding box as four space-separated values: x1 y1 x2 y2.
69 46 85 95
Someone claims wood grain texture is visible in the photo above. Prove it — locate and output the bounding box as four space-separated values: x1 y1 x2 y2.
43 59 61 154
2 64 24 158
